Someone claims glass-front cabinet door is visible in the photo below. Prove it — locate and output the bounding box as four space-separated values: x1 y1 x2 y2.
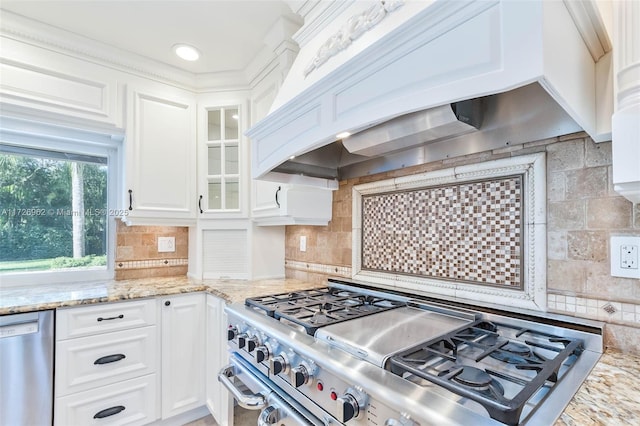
199 104 243 215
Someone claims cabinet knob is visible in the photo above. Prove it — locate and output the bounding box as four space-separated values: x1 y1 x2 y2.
165 300 171 306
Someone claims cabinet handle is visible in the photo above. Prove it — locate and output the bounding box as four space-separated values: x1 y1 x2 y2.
97 314 124 322
93 406 126 419
165 301 171 306
199 195 203 214
128 189 133 211
94 354 126 365
275 186 281 208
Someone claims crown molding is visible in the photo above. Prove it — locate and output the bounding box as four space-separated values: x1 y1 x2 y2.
0 9 287 93
563 0 612 62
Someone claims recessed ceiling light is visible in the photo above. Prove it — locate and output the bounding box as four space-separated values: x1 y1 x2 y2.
173 44 200 61
336 131 351 139
232 114 239 120
289 155 296 160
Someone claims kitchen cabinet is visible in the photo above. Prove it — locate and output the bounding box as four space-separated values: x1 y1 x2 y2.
125 84 197 225
55 299 159 426
252 184 333 226
189 221 285 280
159 293 205 419
205 294 231 425
197 94 249 218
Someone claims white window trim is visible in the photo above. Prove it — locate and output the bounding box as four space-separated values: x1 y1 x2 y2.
352 153 547 312
0 114 123 287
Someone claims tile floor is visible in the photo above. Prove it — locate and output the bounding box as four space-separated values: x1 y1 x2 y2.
184 410 259 426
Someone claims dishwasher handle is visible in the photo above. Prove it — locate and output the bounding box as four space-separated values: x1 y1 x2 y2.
218 364 268 410
0 312 39 338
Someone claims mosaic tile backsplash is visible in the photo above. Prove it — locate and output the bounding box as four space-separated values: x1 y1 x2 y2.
361 176 523 287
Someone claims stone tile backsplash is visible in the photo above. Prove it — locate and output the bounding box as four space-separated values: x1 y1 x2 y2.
284 133 640 353
360 176 522 287
115 221 188 280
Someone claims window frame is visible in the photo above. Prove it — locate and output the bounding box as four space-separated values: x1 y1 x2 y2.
0 115 123 287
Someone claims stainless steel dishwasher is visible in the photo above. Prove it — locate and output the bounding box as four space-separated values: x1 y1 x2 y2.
1 310 54 426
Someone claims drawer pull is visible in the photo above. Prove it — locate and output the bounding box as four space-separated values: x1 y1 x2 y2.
94 354 126 365
93 405 126 419
97 314 124 322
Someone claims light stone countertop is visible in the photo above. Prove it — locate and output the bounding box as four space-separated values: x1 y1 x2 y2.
1 276 637 425
0 275 319 314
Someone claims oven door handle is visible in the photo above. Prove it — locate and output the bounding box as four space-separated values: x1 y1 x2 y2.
218 364 268 410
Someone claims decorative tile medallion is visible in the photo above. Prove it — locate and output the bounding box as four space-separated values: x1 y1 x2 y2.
361 176 523 287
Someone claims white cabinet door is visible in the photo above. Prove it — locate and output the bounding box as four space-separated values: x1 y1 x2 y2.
160 293 205 419
196 95 250 219
205 295 231 425
252 180 282 218
126 86 196 224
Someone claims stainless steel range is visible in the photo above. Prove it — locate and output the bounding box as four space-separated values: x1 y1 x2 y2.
218 279 602 425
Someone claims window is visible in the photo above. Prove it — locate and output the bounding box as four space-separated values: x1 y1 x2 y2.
0 147 108 273
0 115 122 285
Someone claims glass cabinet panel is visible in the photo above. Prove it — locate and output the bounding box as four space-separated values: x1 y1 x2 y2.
203 104 241 212
225 108 239 139
225 145 238 174
208 146 221 175
225 179 239 210
207 110 221 140
208 180 222 210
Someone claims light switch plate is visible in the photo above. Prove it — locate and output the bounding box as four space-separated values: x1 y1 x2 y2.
158 236 175 253
300 236 307 252
611 236 640 278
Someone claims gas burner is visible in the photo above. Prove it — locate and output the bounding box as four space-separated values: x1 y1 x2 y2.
490 341 533 364
450 366 493 388
435 365 508 405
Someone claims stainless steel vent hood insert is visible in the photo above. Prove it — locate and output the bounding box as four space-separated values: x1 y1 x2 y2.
342 99 483 157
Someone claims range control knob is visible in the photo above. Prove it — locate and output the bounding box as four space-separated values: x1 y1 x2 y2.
336 387 367 423
237 333 248 349
247 335 260 352
384 413 418 426
227 326 237 341
255 345 269 363
290 364 311 387
269 354 288 375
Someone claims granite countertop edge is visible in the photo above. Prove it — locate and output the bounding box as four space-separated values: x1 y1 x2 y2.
1 275 638 425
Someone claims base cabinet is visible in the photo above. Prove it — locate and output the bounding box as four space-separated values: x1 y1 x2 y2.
205 295 231 425
54 375 157 426
55 300 160 426
159 293 205 419
55 294 207 425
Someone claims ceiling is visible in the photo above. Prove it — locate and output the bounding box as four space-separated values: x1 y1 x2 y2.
0 0 296 75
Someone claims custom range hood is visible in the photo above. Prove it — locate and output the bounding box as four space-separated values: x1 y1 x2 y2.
247 0 612 189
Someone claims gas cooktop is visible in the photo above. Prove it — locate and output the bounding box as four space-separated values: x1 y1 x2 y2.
226 280 603 425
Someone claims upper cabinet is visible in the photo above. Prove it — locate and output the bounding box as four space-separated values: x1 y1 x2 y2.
0 37 123 129
124 84 197 225
197 95 249 219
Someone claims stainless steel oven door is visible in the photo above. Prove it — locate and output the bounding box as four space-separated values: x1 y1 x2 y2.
219 354 325 426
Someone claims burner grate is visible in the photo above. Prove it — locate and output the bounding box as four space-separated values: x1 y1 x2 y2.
245 287 404 335
389 320 584 425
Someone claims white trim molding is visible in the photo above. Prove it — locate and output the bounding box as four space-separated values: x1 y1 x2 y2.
352 153 547 311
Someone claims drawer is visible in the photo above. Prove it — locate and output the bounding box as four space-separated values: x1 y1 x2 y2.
56 326 158 397
57 299 157 340
55 374 158 426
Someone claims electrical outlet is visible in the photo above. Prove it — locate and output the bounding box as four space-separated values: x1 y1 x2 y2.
158 236 175 253
300 236 307 252
621 245 638 269
611 236 640 278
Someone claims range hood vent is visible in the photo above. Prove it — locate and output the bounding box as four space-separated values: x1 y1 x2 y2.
342 98 484 157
